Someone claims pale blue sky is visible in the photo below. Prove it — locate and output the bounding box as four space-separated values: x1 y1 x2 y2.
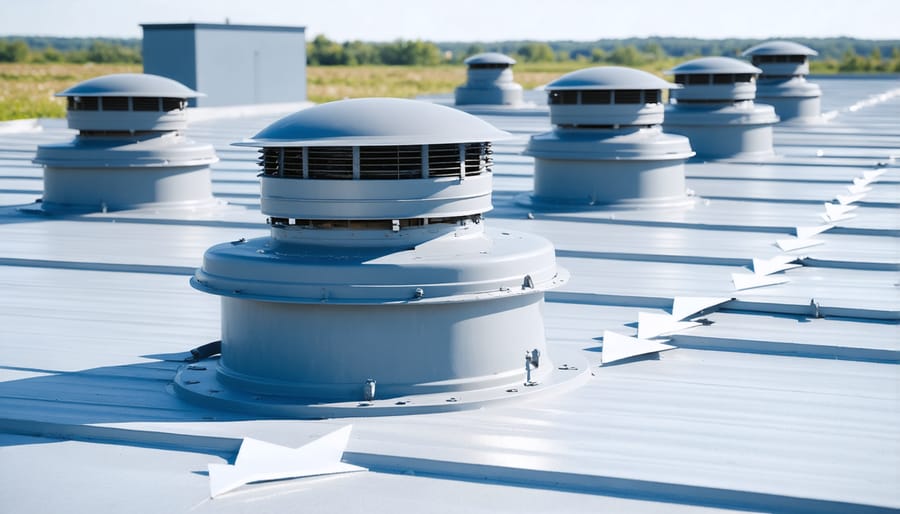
2 0 898 40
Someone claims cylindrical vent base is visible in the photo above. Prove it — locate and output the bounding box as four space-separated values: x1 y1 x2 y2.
42 165 214 211
532 158 689 207
756 95 822 123
216 294 549 401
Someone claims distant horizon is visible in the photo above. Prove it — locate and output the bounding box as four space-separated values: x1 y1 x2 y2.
2 0 898 41
2 34 898 44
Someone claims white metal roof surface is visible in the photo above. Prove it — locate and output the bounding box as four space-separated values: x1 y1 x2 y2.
1 75 898 513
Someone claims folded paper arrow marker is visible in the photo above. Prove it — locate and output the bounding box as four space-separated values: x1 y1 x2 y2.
794 224 834 240
752 256 802 276
732 273 790 291
670 296 731 321
601 330 675 365
209 425 366 498
637 312 700 339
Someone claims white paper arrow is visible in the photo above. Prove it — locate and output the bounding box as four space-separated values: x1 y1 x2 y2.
824 202 858 218
820 211 857 223
776 238 826 252
862 169 887 182
752 255 802 276
835 192 867 205
732 273 790 291
209 425 366 498
794 224 834 240
671 296 731 321
601 330 675 365
846 183 872 195
852 176 873 187
637 312 700 339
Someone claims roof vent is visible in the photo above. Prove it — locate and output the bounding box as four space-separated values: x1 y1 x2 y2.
523 66 694 208
178 98 577 417
742 41 822 123
32 73 218 212
455 53 524 107
664 57 779 160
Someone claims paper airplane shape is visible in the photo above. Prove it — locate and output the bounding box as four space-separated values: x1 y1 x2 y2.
670 296 731 321
751 255 802 276
862 169 887 182
846 183 872 195
776 238 826 252
820 211 856 223
637 312 700 339
209 425 366 498
601 330 675 365
732 273 789 291
794 224 834 240
835 192 867 205
820 202 858 223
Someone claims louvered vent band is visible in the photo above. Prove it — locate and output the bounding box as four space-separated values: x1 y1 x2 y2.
259 143 493 180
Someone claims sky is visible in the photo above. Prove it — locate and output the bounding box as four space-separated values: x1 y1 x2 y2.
1 0 898 41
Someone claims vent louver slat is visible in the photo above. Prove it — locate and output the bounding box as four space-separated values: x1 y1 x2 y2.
359 145 421 179
614 90 642 104
101 97 129 111
257 143 492 179
307 147 354 179
162 98 185 111
133 97 160 111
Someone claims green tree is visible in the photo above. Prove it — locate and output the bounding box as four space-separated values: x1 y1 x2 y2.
0 40 29 62
343 40 380 65
308 35 346 65
590 48 607 63
517 42 555 62
607 45 644 66
379 40 442 65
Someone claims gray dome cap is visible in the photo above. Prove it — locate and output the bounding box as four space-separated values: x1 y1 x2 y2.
464 52 517 65
547 66 678 90
667 56 762 75
742 41 818 57
56 73 203 98
237 98 511 147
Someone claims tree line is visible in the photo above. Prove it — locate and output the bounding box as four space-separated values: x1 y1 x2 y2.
0 38 140 63
1 35 899 72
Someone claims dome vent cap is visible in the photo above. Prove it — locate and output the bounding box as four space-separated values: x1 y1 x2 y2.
741 41 818 57
667 57 762 103
237 98 511 147
547 66 677 91
545 67 675 128
56 73 204 99
464 52 517 66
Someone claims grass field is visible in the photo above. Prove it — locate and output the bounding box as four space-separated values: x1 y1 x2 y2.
0 63 141 120
1 61 676 121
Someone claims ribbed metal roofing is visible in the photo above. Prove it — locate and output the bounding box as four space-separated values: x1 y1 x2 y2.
236 97 511 146
742 40 819 57
1 75 898 513
56 73 204 98
464 52 517 65
547 66 678 90
667 56 762 75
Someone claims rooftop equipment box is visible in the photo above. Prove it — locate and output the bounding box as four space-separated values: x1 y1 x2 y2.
141 23 306 107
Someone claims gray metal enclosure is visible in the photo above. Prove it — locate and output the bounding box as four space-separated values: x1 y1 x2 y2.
141 23 307 107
